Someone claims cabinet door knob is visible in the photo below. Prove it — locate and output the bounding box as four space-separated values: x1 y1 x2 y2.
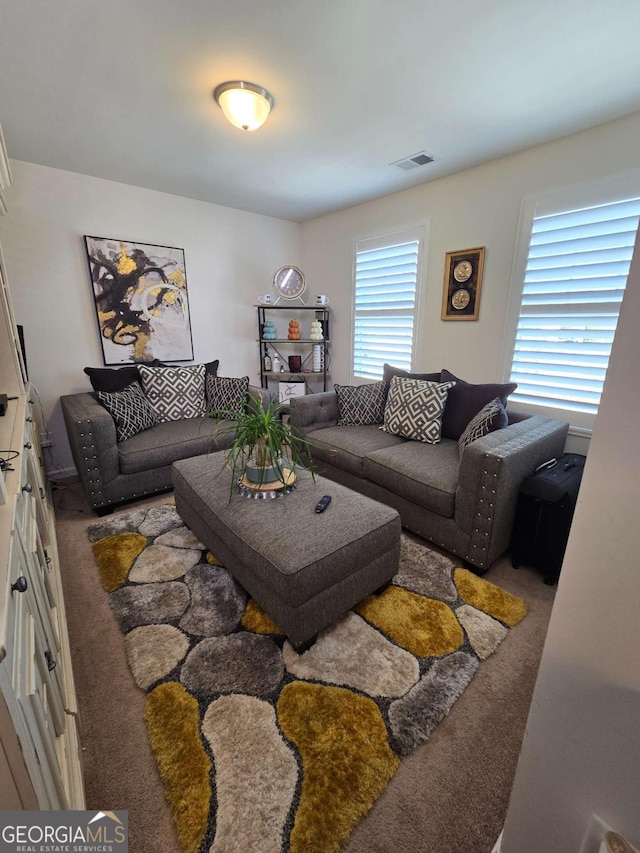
24 441 32 449
45 651 57 672
11 577 28 594
26 416 33 423
22 483 33 493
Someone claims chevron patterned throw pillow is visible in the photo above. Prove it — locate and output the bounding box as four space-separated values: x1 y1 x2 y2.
206 375 250 419
457 397 508 453
138 364 207 423
382 376 456 443
97 381 158 441
335 380 388 425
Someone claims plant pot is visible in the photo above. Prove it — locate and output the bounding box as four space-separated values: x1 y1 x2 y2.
244 458 284 485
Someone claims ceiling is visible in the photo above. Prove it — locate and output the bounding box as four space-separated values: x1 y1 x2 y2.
1 0 640 222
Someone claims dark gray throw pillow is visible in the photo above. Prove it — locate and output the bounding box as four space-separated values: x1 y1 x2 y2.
85 359 218 393
335 381 388 425
85 364 149 393
383 363 441 384
96 381 157 441
440 369 517 440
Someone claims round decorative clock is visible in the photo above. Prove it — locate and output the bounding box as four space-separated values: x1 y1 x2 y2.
453 260 473 283
451 288 471 310
273 265 306 301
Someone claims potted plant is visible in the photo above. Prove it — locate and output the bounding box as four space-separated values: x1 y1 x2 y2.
207 394 312 498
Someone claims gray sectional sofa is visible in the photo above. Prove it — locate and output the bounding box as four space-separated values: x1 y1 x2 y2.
288 390 569 572
61 385 271 514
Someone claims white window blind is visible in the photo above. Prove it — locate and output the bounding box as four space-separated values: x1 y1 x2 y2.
509 197 640 415
353 236 420 380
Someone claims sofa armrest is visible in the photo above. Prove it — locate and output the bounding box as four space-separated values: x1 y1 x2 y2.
247 385 276 413
456 414 569 569
288 391 339 439
61 392 120 498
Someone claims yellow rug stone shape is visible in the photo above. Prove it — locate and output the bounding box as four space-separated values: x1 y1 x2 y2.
454 568 528 626
92 532 147 592
356 585 464 657
277 681 399 853
242 598 284 635
145 682 211 853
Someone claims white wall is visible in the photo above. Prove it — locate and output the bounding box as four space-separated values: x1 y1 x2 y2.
301 111 640 453
499 206 640 853
0 161 300 474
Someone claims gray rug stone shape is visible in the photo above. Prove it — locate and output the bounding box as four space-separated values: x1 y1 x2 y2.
109 581 190 633
156 525 205 550
129 543 201 584
87 508 148 543
138 504 184 538
388 650 479 755
180 634 284 697
393 536 458 602
179 565 248 637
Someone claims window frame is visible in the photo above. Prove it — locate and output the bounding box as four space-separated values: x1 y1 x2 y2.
500 172 640 435
350 224 427 384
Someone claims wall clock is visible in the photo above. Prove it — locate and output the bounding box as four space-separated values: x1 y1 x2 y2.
273 265 306 302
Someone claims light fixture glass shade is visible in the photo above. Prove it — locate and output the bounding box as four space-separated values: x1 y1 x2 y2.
213 81 274 131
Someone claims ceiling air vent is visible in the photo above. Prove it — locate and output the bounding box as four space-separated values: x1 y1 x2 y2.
391 151 435 171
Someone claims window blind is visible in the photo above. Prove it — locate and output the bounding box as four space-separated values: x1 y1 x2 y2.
353 239 419 380
509 197 640 414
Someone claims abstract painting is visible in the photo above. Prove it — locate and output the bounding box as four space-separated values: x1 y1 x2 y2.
84 236 194 364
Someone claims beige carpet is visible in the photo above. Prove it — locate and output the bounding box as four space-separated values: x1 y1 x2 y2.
53 477 556 853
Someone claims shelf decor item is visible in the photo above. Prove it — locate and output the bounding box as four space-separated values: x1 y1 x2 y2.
309 319 324 341
312 343 324 373
262 319 277 339
205 395 311 499
273 264 306 303
441 246 485 321
288 319 301 340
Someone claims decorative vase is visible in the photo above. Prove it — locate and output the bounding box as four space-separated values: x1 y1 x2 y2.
309 319 323 341
288 319 301 340
263 320 277 340
244 458 284 484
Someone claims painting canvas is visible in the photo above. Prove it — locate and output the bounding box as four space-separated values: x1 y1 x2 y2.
84 236 194 364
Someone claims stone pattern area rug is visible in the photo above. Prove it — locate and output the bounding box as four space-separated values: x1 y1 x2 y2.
88 504 527 853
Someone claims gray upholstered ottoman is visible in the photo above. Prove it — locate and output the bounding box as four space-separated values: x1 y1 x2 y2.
172 453 401 649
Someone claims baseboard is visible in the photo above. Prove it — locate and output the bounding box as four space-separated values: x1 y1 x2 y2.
492 830 503 853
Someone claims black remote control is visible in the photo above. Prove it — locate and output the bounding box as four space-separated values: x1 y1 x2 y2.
315 495 332 513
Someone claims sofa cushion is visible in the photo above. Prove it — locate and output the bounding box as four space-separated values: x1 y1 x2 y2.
382 376 455 443
305 425 406 477
96 381 157 441
363 439 460 517
440 369 517 440
206 375 250 417
383 364 441 384
118 417 237 475
139 364 207 422
335 380 388 425
458 397 508 453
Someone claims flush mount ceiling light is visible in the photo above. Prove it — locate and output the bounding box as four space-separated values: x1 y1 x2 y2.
213 81 274 131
